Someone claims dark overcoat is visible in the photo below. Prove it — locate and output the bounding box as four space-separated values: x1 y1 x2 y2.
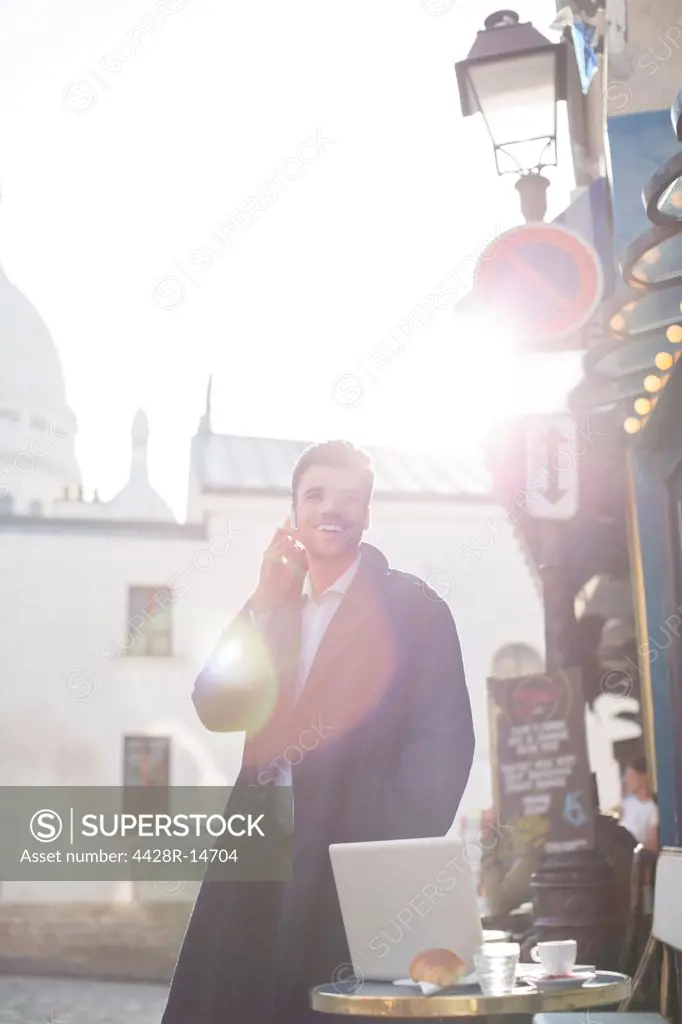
161 543 475 1024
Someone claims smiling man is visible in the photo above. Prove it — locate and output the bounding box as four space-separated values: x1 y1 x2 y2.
162 439 475 1024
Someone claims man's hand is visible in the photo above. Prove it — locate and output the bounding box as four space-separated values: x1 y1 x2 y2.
249 522 308 615
480 809 509 858
480 808 496 838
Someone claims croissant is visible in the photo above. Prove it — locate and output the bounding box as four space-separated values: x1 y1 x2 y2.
409 948 467 986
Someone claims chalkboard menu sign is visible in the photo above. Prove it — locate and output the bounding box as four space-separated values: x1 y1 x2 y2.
487 670 595 856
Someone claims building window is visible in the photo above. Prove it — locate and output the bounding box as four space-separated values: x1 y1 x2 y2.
123 736 171 815
0 494 13 516
0 407 19 422
491 643 544 679
125 586 173 656
123 735 171 787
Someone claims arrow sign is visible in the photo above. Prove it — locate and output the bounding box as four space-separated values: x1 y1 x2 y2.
526 415 579 520
542 428 568 505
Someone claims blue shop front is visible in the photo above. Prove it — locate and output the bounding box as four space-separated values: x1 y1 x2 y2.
573 97 682 845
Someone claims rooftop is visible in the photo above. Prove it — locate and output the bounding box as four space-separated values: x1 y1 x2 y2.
193 433 492 500
0 515 206 538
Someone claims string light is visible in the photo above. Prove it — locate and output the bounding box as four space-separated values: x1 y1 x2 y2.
634 397 651 415
667 325 682 343
655 351 674 370
644 375 662 392
610 314 626 332
624 417 641 434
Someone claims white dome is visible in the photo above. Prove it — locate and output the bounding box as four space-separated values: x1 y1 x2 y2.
0 267 70 411
0 266 80 511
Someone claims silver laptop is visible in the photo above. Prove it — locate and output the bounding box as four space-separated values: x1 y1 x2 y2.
329 835 484 982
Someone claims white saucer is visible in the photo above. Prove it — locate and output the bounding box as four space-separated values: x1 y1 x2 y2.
519 971 597 991
517 963 596 976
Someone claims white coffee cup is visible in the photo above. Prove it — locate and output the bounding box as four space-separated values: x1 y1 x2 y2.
530 940 577 976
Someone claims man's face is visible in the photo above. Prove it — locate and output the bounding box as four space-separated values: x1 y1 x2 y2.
624 767 642 795
293 464 370 560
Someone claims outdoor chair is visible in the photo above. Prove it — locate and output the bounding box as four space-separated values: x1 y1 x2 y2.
533 846 682 1024
618 846 658 978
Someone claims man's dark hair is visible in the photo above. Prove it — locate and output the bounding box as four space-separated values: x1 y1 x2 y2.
627 756 648 776
292 440 374 503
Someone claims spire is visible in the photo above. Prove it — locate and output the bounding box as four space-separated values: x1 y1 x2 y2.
199 373 213 433
104 408 174 522
131 408 149 475
132 408 149 445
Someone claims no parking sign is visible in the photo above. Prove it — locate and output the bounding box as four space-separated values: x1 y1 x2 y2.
475 222 604 347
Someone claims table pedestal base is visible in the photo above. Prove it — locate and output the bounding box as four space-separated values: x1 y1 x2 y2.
531 849 625 967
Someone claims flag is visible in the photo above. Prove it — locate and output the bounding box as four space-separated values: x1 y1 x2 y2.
571 19 599 93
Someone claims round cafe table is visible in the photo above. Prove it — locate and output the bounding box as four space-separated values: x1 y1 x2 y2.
310 971 631 1017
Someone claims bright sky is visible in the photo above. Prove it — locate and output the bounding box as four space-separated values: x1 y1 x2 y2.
0 0 584 519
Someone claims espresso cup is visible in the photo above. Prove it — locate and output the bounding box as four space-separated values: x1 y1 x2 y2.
530 940 577 976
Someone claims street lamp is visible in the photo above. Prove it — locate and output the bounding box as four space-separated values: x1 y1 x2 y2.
455 10 568 221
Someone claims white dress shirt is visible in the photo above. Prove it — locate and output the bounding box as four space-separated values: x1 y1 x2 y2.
250 554 361 789
620 794 659 845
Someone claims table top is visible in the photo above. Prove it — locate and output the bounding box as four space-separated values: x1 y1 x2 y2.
310 971 631 1017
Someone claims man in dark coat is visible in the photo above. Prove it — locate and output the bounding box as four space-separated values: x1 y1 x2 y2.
161 439 475 1024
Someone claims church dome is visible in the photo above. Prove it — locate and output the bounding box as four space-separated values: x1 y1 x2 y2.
0 267 71 412
0 265 80 512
